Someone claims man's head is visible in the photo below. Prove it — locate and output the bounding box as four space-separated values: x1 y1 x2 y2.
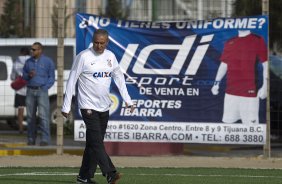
92 29 109 54
30 42 43 59
20 47 30 56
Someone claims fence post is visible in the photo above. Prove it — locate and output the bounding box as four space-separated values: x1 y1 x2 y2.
262 0 270 158
152 0 157 21
56 0 65 155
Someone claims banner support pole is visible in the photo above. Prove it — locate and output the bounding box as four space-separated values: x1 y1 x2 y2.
56 0 65 155
262 0 271 158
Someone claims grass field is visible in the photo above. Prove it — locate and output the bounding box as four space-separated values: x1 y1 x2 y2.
0 167 282 184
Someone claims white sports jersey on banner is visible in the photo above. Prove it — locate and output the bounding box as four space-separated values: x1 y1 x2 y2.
62 47 133 113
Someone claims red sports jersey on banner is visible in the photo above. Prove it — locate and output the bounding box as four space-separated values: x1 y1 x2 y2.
220 33 267 97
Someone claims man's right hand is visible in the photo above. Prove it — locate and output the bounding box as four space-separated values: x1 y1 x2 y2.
29 70 36 78
61 112 69 119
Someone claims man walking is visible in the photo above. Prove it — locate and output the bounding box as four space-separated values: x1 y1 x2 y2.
62 29 134 184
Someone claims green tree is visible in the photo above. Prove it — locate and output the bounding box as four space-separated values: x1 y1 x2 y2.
0 0 27 37
100 0 130 19
233 0 282 51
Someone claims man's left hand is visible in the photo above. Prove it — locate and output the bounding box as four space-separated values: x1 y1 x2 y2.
126 103 135 113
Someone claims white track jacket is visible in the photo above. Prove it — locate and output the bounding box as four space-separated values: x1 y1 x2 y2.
62 48 133 113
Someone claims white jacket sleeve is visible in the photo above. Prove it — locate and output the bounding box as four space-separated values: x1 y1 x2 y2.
61 54 84 113
112 60 133 106
10 62 17 80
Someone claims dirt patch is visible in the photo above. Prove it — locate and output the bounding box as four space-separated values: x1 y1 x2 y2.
1 154 282 169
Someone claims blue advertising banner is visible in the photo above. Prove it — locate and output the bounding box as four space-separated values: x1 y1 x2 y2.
74 13 268 145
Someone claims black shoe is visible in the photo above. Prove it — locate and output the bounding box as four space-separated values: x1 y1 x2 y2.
77 175 97 184
107 172 122 184
27 141 35 146
39 142 49 146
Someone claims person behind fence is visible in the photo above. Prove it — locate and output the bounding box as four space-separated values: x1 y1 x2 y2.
61 29 135 184
22 42 55 146
10 47 30 134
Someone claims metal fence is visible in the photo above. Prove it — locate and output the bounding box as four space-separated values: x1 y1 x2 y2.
0 0 236 38
0 0 281 155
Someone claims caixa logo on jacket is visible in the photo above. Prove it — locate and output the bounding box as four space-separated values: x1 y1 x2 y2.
93 72 112 78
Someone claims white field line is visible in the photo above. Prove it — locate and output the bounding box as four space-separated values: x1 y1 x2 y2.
0 172 282 179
